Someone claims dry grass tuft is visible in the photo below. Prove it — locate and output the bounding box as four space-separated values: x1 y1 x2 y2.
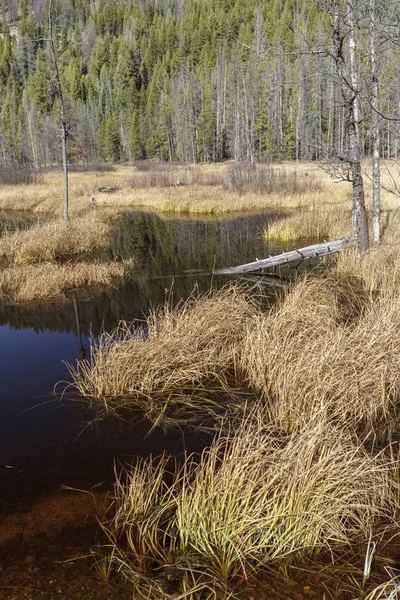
68 269 400 435
335 245 400 297
68 286 258 420
241 275 400 434
0 213 111 266
0 211 123 303
98 420 397 598
0 261 123 303
266 203 351 242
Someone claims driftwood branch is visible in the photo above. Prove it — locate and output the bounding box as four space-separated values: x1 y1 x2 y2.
214 236 354 276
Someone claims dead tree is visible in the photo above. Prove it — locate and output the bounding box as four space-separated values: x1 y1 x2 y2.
369 0 381 245
330 0 369 252
48 0 69 228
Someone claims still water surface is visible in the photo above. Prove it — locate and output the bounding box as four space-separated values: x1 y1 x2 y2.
0 210 290 507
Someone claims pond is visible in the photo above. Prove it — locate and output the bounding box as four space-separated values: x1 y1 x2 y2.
0 210 325 600
1 210 290 493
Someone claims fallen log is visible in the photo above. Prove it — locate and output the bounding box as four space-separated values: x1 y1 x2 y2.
214 235 354 276
98 187 117 193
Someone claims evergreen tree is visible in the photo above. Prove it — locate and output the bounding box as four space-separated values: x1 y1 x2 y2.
128 109 141 160
102 113 121 161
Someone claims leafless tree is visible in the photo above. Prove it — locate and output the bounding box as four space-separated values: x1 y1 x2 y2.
369 0 381 245
48 0 69 227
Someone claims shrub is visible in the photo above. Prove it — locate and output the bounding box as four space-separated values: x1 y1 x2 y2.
0 165 40 185
222 162 322 195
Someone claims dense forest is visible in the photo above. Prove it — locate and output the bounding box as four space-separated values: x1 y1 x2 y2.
0 0 399 165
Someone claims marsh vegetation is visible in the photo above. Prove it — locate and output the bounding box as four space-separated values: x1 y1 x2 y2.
3 160 400 598
66 183 400 598
0 161 330 304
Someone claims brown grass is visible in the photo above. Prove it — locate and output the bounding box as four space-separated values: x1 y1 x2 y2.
64 237 400 597
240 276 400 435
0 213 111 266
335 245 400 297
266 203 351 241
0 211 122 303
0 161 350 217
67 286 258 422
0 160 350 304
0 261 124 303
68 262 400 437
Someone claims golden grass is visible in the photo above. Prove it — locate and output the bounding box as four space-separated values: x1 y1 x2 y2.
0 159 398 222
0 211 122 303
68 266 400 436
241 276 400 434
97 420 398 598
67 286 257 421
0 161 350 217
0 160 353 304
335 244 400 297
3 158 399 304
52 159 400 598
266 203 351 241
0 261 124 303
64 240 400 597
0 212 111 266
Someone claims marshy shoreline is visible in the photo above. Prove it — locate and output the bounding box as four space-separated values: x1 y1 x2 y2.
0 160 342 305
2 160 400 599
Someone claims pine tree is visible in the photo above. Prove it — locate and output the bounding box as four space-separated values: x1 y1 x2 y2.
102 113 121 162
128 109 141 160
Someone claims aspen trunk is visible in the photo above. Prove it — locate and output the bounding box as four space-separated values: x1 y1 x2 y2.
49 0 69 228
369 0 381 245
332 0 369 252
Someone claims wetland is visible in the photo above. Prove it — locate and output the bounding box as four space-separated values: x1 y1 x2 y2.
1 163 400 599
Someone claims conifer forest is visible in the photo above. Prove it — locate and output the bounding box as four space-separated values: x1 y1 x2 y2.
0 0 399 167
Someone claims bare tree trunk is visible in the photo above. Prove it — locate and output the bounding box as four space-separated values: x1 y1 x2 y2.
332 0 369 252
345 3 359 227
26 108 38 170
48 0 69 228
369 0 380 245
345 2 369 250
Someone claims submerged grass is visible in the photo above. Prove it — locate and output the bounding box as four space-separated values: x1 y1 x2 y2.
97 420 398 598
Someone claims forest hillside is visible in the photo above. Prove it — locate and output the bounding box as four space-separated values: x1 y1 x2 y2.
0 0 398 166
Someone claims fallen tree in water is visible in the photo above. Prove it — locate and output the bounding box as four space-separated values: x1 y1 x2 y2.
214 235 354 276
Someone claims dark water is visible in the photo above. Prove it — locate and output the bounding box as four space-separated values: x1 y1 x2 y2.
0 211 290 510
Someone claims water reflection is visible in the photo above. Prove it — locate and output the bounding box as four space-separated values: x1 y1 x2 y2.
0 210 289 509
0 211 286 335
111 210 286 274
